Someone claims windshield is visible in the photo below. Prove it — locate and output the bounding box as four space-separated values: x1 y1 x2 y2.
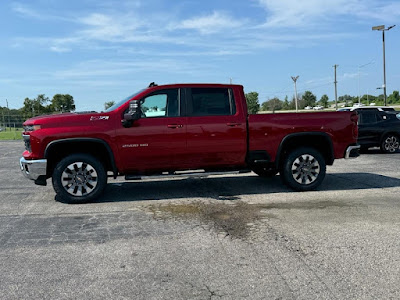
104 89 145 112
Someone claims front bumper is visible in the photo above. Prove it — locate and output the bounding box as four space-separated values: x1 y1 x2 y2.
345 145 360 159
20 157 47 180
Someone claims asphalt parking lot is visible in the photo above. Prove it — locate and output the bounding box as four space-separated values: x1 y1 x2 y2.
1 140 400 299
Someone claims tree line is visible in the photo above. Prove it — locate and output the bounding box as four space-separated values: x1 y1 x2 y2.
245 90 400 113
0 94 75 128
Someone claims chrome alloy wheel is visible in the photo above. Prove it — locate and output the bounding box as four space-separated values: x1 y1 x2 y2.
61 162 98 196
291 154 321 185
383 135 400 153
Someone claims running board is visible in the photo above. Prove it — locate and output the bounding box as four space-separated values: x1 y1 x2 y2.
124 169 251 181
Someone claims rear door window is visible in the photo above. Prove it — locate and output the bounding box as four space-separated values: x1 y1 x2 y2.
187 88 236 116
359 113 378 125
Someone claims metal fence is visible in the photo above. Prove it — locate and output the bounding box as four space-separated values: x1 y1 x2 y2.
0 115 25 130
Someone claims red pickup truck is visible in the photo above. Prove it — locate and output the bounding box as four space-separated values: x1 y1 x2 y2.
20 83 359 203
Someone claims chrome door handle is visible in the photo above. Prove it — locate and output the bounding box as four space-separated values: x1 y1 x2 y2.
167 124 183 129
226 123 242 127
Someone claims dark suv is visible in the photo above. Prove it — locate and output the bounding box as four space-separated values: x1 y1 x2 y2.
357 110 400 153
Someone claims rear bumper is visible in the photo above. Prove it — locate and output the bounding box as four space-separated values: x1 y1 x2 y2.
20 157 47 180
345 145 360 159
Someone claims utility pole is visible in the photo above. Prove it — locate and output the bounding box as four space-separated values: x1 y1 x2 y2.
6 99 10 131
333 64 338 110
291 76 299 112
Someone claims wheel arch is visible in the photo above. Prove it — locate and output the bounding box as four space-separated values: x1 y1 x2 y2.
275 132 334 168
44 138 118 178
379 131 400 144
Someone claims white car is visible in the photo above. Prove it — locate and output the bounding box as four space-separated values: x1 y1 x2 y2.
304 106 312 110
313 105 324 110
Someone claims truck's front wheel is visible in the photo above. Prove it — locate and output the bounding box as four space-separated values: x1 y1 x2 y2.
52 154 107 204
280 147 326 191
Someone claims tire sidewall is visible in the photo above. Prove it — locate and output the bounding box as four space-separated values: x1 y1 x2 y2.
380 134 400 153
281 147 326 191
52 154 107 204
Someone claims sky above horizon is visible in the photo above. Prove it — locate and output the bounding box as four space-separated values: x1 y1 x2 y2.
1 0 399 111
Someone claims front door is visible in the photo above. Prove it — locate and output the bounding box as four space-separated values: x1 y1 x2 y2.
116 88 186 173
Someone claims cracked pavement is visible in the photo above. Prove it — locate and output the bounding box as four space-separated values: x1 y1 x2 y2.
1 140 400 299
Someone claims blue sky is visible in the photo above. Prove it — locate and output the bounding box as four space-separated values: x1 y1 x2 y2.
1 0 399 111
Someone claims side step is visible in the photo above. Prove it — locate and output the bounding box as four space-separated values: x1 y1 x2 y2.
125 169 251 181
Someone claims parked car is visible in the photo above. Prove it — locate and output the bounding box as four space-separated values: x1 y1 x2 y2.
338 106 396 112
357 110 400 153
313 105 324 110
304 106 312 110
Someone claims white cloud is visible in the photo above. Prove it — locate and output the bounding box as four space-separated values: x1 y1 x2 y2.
257 0 400 28
342 72 359 79
258 0 360 27
11 2 43 19
178 11 245 34
50 46 71 53
78 13 141 40
54 59 214 79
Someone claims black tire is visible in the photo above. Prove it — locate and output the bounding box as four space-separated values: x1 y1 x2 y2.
280 147 326 191
359 146 370 153
380 134 400 153
252 167 278 178
52 154 107 204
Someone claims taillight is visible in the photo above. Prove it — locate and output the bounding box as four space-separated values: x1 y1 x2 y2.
350 113 358 124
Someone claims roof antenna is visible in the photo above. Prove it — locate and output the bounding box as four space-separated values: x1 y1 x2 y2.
148 82 158 87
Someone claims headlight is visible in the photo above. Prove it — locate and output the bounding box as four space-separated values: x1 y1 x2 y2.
23 125 41 132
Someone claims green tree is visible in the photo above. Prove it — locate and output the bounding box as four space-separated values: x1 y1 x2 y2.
261 97 282 112
302 91 317 108
360 94 376 105
387 91 400 104
319 94 329 108
282 96 290 110
51 94 75 113
21 95 49 118
104 101 115 110
245 92 260 114
338 94 355 106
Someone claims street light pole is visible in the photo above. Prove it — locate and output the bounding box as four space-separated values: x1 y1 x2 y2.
372 25 396 106
291 76 299 112
333 64 338 110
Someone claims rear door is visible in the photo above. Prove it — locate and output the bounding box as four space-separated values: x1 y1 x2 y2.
182 87 247 169
358 111 384 145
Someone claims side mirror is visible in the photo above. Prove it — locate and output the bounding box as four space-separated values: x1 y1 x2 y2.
122 100 141 127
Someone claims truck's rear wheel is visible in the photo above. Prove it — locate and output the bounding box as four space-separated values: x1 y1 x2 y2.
280 147 326 191
52 154 107 204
